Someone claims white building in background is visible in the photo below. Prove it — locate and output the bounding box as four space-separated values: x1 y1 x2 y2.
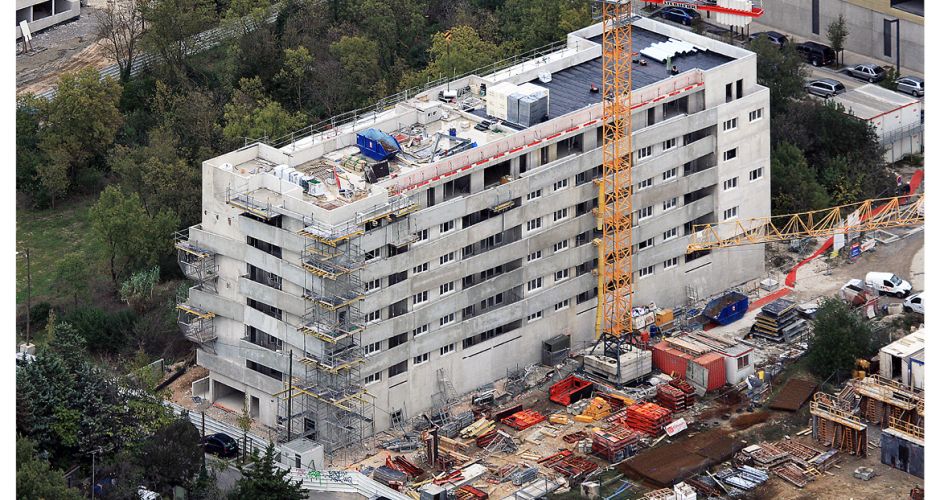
175 16 770 463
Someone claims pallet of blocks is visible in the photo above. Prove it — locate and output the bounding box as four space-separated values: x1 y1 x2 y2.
656 384 693 412
591 426 640 462
501 409 545 430
625 403 672 436
750 298 809 343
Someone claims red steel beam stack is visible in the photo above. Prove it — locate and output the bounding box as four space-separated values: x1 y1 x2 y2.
592 426 640 462
476 429 499 447
669 378 697 404
657 384 693 412
625 403 673 436
501 409 546 430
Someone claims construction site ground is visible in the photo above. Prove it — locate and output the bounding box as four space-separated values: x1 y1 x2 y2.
16 1 113 96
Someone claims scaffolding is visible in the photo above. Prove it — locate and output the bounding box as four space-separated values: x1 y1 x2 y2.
175 227 219 346
810 392 868 457
277 215 382 466
851 375 923 428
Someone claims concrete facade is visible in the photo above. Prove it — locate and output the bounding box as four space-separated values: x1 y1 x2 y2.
180 17 770 454
16 0 80 40
756 0 923 73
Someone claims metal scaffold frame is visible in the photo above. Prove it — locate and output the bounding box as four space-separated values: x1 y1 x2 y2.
175 226 219 346
278 218 375 465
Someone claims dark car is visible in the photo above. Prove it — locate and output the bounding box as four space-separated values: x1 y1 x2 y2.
748 31 788 48
795 41 835 66
896 76 924 97
804 78 846 98
660 7 700 26
201 433 239 458
846 63 886 83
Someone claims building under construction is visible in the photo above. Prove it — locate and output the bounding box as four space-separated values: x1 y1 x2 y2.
175 13 770 463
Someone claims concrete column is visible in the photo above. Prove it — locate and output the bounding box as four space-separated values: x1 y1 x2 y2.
583 128 598 151
547 143 558 164
510 156 520 178
470 171 484 194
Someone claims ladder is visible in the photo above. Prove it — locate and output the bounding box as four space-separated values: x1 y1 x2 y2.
438 368 457 403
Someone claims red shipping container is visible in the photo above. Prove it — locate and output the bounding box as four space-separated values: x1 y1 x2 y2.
652 341 693 378
691 352 727 391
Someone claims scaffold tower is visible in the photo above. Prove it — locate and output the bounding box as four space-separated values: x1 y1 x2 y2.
175 227 219 346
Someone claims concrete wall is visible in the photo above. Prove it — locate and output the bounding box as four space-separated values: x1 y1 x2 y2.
16 0 80 40
757 0 923 73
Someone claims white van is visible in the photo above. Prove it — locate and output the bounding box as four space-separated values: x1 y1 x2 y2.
864 272 912 298
903 292 924 314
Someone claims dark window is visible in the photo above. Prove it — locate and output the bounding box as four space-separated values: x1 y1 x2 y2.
247 236 282 258
246 360 283 381
387 332 408 349
247 298 282 320
427 187 435 207
243 213 282 228
519 153 528 174
811 0 819 34
647 107 655 126
736 79 743 99
388 360 408 377
388 270 408 286
725 83 733 103
388 299 408 318
247 264 282 290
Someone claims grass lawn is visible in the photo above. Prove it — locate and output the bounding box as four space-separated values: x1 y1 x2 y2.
16 195 107 305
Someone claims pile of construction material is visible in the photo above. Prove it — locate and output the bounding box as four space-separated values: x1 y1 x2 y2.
739 439 837 489
501 409 545 430
625 403 672 436
656 383 694 412
642 482 697 500
538 450 598 480
591 426 640 462
750 299 809 343
714 466 770 491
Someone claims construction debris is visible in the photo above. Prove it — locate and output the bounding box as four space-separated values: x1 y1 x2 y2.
501 409 545 431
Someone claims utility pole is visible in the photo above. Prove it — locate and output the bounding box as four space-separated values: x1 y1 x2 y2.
25 248 31 345
287 350 293 441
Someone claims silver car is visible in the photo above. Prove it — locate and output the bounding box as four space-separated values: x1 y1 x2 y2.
804 78 846 98
896 76 924 97
846 63 886 83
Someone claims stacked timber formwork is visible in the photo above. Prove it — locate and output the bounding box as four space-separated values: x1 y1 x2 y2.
810 393 868 457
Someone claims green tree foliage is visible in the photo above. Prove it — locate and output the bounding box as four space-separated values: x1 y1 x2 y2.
140 0 219 82
16 95 48 205
110 128 201 226
63 306 136 354
752 37 808 114
151 82 227 162
230 443 306 500
136 417 204 493
498 0 590 52
773 99 892 203
16 435 83 500
223 77 306 142
401 25 501 89
826 14 848 66
807 298 873 378
330 36 386 109
89 186 179 286
770 142 830 215
274 46 314 111
53 252 90 308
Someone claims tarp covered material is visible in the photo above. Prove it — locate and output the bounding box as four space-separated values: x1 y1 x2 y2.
356 128 401 161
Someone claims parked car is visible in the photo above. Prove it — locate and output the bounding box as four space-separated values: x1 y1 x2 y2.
795 41 835 66
201 433 239 458
846 63 887 83
896 76 924 97
804 78 846 98
748 31 788 48
660 7 700 26
864 272 912 298
903 292 924 314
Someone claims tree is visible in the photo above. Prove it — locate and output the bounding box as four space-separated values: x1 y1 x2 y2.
16 435 83 500
498 0 589 52
140 0 218 82
235 403 253 462
752 36 807 114
770 142 830 215
35 68 123 201
64 306 136 354
89 186 179 286
230 443 306 500
136 417 204 493
96 0 146 81
53 253 90 308
330 36 385 109
151 82 226 162
274 46 313 111
807 298 873 378
400 25 501 89
16 94 48 205
826 14 848 66
223 77 305 142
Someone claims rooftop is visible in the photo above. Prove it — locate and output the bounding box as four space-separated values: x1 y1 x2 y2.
209 16 750 224
880 328 925 358
830 83 920 121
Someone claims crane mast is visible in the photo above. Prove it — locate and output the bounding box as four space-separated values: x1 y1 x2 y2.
594 0 637 368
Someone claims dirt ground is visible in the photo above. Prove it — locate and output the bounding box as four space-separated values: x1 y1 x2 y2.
16 3 115 96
